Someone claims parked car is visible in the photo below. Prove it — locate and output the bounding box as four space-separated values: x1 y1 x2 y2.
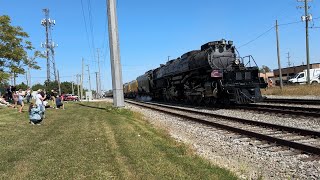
62 94 79 101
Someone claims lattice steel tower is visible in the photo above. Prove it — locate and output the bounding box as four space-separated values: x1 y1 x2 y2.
41 8 58 82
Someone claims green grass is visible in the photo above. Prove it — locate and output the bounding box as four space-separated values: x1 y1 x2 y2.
262 84 320 96
0 102 237 179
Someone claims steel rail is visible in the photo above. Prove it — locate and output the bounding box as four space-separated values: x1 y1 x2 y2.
126 100 320 155
233 104 320 118
263 98 320 105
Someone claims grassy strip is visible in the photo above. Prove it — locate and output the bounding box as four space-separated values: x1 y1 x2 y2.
262 84 320 96
0 102 237 179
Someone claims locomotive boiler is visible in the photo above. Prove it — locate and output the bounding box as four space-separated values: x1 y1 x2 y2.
135 39 267 104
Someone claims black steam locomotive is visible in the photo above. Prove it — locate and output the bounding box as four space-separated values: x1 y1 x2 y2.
135 39 267 104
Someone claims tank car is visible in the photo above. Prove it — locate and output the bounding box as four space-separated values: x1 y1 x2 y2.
123 83 130 98
136 39 267 104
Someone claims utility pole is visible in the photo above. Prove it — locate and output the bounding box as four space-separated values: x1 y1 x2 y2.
77 74 80 98
107 0 124 107
87 65 92 92
95 72 99 99
28 67 31 88
276 20 283 89
10 73 13 86
167 56 170 62
25 73 28 87
57 70 61 95
81 58 84 100
13 72 16 86
41 8 57 82
97 49 101 98
298 0 312 84
72 81 74 95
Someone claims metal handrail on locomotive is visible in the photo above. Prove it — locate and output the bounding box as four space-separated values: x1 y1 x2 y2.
123 39 267 104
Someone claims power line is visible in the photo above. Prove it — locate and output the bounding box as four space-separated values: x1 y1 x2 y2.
80 0 94 60
238 18 311 49
278 20 302 26
87 0 96 61
238 26 275 49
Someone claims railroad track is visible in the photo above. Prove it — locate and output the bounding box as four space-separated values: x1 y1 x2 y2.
139 100 320 118
263 98 320 105
233 104 320 118
125 100 320 156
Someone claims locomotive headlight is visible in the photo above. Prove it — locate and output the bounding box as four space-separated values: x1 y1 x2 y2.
234 59 240 65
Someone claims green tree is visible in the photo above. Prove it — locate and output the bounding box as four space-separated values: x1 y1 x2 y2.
0 81 9 95
259 65 271 73
16 82 28 90
44 80 59 92
9 61 25 85
31 83 45 91
30 81 82 95
61 81 72 94
0 15 35 83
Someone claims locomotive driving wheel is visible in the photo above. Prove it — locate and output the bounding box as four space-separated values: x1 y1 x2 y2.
211 97 217 105
195 95 203 106
204 97 217 106
184 95 193 104
204 97 211 106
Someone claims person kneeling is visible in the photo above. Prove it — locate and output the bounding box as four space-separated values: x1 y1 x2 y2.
55 95 65 110
29 103 43 125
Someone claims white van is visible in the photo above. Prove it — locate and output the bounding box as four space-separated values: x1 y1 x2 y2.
288 68 320 84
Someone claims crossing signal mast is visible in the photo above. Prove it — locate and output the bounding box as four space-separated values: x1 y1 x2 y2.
41 8 58 82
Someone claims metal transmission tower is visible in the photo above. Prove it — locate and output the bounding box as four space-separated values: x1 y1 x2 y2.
287 52 291 67
297 0 313 84
41 8 58 82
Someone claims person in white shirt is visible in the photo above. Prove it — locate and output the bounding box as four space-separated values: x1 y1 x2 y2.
35 89 46 118
26 88 32 103
17 89 24 113
35 89 44 106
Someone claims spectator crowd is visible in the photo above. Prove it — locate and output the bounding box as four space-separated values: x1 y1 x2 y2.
1 85 65 125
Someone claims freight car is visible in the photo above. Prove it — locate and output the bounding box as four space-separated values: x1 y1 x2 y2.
127 39 267 104
123 80 138 98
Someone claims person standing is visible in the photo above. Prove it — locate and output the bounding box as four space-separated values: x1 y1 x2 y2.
50 89 57 108
26 88 32 103
17 89 24 113
6 86 12 102
12 91 19 109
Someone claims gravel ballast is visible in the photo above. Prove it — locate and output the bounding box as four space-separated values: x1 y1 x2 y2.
104 98 320 179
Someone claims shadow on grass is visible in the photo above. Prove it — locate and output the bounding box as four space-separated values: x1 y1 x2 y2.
77 103 107 111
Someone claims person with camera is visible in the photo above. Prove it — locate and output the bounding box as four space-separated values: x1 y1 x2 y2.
28 102 43 125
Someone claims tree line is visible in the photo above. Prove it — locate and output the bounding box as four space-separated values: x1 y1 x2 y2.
0 80 85 96
0 15 43 85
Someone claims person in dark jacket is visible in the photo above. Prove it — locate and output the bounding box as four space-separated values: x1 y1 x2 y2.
55 95 65 110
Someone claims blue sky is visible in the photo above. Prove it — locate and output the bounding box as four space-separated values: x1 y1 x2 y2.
1 0 320 90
